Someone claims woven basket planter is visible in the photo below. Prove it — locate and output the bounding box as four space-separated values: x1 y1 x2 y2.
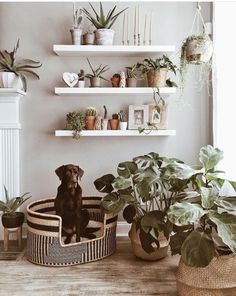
176 255 236 296
26 197 117 266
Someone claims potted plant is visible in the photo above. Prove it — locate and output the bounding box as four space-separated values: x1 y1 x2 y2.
70 7 83 45
101 105 108 130
94 152 192 260
125 64 141 87
66 111 85 139
78 69 85 88
118 110 128 130
111 73 121 87
82 29 95 45
138 55 177 88
82 2 128 45
85 107 97 130
109 113 119 130
0 39 42 92
85 58 109 87
167 145 236 295
0 186 31 228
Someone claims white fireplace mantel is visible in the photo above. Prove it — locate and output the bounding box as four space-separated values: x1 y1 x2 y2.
0 88 26 200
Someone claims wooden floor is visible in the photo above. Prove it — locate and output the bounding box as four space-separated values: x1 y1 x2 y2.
0 237 179 296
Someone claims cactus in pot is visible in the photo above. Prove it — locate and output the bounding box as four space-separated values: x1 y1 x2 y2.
118 110 128 130
101 105 108 130
85 107 97 130
109 113 119 130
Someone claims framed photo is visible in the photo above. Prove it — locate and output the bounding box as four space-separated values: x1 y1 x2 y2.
148 103 169 129
128 105 149 130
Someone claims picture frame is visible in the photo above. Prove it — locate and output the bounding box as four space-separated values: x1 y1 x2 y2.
148 102 169 129
128 105 149 130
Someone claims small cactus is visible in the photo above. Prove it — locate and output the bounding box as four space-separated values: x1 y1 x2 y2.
103 105 108 119
118 110 127 122
86 107 97 117
112 113 119 120
78 69 85 81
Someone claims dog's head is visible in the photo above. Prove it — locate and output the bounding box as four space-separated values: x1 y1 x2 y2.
55 164 84 184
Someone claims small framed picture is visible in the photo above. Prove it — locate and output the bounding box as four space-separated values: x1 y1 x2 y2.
148 103 169 129
128 105 149 130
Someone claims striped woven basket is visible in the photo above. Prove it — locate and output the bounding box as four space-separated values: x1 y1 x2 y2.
26 196 117 266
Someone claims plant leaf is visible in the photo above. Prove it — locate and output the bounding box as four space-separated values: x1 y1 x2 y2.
94 174 115 193
3 185 10 203
117 161 137 178
112 176 131 190
101 192 125 214
140 210 165 233
199 145 223 171
169 230 191 255
201 187 218 209
123 204 136 223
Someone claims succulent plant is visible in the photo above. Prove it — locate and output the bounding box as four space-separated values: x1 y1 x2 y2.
118 110 127 122
103 105 108 119
0 39 42 91
78 69 85 81
112 113 119 120
82 2 128 30
85 58 109 81
66 111 85 139
86 107 97 117
125 64 141 79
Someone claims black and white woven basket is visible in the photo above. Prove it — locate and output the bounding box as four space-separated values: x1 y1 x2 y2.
26 196 117 266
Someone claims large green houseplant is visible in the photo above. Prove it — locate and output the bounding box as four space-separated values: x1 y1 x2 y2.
0 39 42 91
82 2 128 45
167 145 236 295
94 152 193 260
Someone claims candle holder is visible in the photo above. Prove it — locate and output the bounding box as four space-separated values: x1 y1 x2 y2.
138 34 141 46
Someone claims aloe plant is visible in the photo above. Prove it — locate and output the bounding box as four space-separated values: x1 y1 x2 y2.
0 186 31 216
85 58 109 80
82 2 128 29
0 39 42 91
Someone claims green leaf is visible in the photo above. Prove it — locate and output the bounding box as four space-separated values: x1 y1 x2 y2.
168 202 205 226
94 174 115 193
201 187 218 209
112 176 131 190
165 162 200 180
181 231 215 267
141 210 165 233
117 161 137 178
3 185 10 203
215 197 236 212
101 192 125 214
199 145 223 171
139 227 160 253
123 204 136 223
170 230 191 255
208 211 236 252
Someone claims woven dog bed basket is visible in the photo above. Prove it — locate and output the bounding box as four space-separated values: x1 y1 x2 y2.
176 255 236 296
26 197 117 266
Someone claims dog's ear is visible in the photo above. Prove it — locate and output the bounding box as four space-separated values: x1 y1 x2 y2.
55 165 65 180
77 166 84 180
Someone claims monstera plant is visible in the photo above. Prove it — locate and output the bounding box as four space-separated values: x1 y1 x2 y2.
94 152 195 260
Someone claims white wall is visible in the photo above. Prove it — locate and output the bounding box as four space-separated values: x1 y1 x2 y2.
0 2 211 214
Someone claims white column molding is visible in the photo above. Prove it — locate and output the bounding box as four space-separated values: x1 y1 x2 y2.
0 89 26 199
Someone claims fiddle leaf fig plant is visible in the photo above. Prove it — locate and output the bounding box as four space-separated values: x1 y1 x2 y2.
167 145 236 268
94 152 194 253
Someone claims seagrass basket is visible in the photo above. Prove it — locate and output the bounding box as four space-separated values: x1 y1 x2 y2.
26 196 117 266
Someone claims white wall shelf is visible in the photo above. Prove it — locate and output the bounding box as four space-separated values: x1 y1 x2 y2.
55 87 177 96
55 130 176 137
0 88 26 96
53 45 175 57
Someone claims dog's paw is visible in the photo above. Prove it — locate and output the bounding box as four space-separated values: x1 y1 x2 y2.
64 237 71 244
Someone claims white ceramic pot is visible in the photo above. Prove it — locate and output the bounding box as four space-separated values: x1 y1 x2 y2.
95 29 115 45
101 119 108 130
119 122 128 130
78 80 85 88
70 28 83 45
0 72 23 89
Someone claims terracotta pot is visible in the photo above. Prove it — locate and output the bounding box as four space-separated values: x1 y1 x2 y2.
85 116 96 130
82 33 95 45
128 222 169 261
109 119 119 130
90 77 101 87
111 75 121 87
147 68 168 87
70 28 82 45
176 255 236 296
95 29 115 45
126 77 137 87
186 35 213 64
2 212 24 228
0 72 23 89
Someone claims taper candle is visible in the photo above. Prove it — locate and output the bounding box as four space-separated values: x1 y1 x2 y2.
149 12 152 45
134 6 136 36
126 11 129 45
122 12 126 45
138 5 140 35
143 14 147 45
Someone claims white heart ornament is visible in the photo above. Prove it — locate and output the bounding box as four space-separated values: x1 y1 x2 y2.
63 72 78 87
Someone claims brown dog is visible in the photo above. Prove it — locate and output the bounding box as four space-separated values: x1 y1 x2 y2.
55 164 84 244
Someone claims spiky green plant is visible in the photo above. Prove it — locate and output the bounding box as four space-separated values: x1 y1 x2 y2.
0 39 42 91
85 58 109 81
66 111 85 139
86 107 97 117
0 186 31 216
82 2 128 29
125 64 143 79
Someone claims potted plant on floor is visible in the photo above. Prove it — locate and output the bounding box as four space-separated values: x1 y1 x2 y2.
167 145 236 295
85 107 97 130
138 55 177 88
0 39 42 91
82 2 128 45
109 113 119 130
118 110 128 130
0 186 31 229
85 58 109 87
94 152 193 260
66 111 85 139
70 6 83 45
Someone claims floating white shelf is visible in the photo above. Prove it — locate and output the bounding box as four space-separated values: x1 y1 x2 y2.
55 87 177 95
0 88 26 96
53 45 175 57
55 130 176 137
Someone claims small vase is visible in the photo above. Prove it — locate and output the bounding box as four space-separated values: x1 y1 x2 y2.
78 80 85 88
147 68 168 87
70 28 82 45
101 118 108 130
85 116 96 130
90 77 101 87
95 29 115 45
109 119 119 130
82 33 95 45
119 122 128 130
126 78 137 87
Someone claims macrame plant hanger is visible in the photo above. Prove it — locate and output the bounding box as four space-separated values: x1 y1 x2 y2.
190 3 207 36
